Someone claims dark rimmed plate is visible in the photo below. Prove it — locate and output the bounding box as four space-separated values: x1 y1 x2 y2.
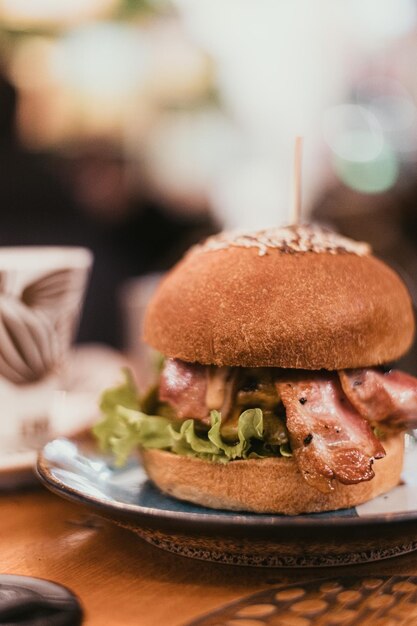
36 436 417 568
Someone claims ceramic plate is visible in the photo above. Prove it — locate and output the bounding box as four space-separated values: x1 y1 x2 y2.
37 434 417 568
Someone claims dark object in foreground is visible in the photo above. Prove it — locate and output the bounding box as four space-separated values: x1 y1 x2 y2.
0 574 83 625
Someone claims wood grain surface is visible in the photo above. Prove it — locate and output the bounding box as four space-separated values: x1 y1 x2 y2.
2 488 417 625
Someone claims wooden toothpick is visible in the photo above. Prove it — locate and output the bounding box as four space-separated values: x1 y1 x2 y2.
291 136 303 226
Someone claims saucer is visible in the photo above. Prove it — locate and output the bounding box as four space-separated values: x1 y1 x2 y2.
0 344 129 489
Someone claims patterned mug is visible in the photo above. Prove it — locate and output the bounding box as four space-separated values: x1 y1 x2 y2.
0 247 92 450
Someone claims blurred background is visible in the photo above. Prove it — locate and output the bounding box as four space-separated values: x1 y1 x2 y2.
1 0 417 373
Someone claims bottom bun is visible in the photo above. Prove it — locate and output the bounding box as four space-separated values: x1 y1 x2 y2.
140 433 404 515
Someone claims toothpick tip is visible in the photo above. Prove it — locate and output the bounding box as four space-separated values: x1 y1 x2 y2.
291 136 303 226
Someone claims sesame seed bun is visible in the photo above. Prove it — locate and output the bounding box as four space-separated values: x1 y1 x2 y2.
143 230 414 369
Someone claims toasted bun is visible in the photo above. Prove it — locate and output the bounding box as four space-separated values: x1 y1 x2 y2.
143 227 414 369
140 433 404 515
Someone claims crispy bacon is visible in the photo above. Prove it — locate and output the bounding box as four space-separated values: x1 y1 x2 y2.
339 368 417 429
276 373 385 493
159 359 241 424
159 359 417 492
159 358 210 423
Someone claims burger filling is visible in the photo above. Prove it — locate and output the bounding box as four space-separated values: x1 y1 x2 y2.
94 358 417 493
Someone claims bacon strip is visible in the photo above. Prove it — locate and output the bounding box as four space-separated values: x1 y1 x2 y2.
159 359 241 424
276 373 385 493
159 358 210 423
340 368 417 429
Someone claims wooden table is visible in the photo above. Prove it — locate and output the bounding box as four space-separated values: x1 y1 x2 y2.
2 487 417 625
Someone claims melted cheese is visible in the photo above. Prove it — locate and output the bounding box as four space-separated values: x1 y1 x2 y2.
205 367 229 410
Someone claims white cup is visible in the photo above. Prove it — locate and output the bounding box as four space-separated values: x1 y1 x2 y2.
0 247 92 451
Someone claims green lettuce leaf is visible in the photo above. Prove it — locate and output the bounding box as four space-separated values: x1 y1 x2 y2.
166 408 264 463
93 370 293 465
99 367 140 415
94 405 174 466
208 409 263 459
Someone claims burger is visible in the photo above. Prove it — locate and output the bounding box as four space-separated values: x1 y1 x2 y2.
94 224 417 514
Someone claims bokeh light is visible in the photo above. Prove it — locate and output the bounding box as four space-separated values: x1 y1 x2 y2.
323 104 384 163
52 23 148 99
333 143 399 193
323 103 400 193
355 76 417 158
0 0 119 28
